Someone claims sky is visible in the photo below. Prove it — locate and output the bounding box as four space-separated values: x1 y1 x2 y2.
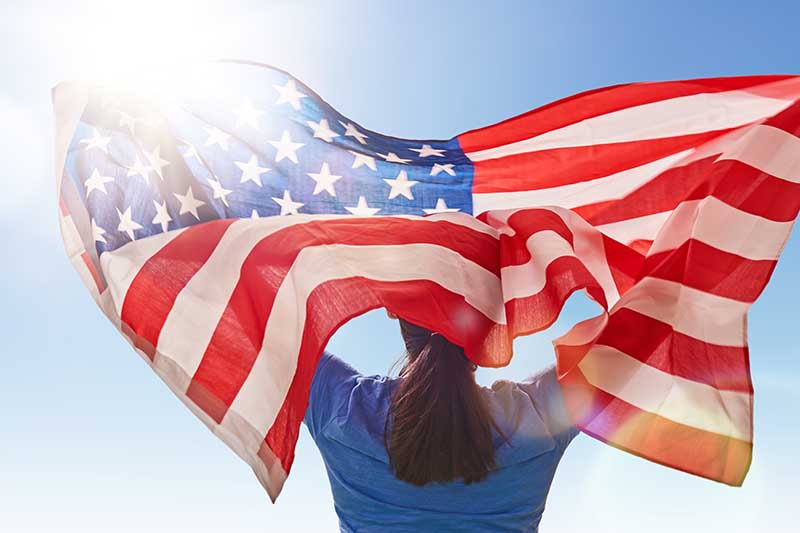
1 1 799 531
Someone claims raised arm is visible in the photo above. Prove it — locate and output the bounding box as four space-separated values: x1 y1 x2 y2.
517 365 580 449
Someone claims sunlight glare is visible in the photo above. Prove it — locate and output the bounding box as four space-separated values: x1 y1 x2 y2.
56 0 235 99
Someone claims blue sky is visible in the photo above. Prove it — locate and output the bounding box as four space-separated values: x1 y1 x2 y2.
1 1 798 531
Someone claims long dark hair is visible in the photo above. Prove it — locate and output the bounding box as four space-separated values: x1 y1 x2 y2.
384 319 501 486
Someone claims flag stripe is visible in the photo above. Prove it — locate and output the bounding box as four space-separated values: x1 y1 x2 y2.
574 155 800 226
120 219 236 359
717 124 800 184
100 227 189 317
646 197 795 261
613 277 750 347
466 90 793 164
156 219 300 380
594 308 752 392
644 239 777 302
578 344 751 440
559 367 752 486
470 132 723 194
472 149 693 213
458 75 796 153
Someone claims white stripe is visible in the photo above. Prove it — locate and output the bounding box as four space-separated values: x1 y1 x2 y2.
559 208 621 307
613 277 749 346
466 90 793 161
647 197 795 261
472 149 693 214
716 124 800 184
578 344 751 441
100 227 188 316
596 211 671 244
224 242 505 438
501 230 575 301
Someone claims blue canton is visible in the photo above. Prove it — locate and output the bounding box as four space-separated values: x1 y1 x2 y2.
65 61 476 255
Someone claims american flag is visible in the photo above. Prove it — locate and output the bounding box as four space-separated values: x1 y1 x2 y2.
54 60 800 500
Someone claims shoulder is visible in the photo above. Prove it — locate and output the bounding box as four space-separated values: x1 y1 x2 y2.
305 351 362 436
488 366 579 445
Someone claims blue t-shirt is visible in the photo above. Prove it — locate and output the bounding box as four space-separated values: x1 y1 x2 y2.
304 352 579 532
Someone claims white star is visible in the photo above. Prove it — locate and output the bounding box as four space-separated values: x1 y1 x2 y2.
307 119 339 142
383 170 419 200
349 150 376 171
250 209 261 219
91 218 107 244
145 145 170 179
273 79 307 110
339 121 368 144
272 190 304 216
207 176 233 207
345 196 381 216
126 156 151 183
423 198 460 215
307 162 343 196
151 200 172 232
235 155 269 186
204 126 230 151
234 99 264 129
410 144 446 158
116 206 143 241
378 152 411 164
173 186 206 219
84 168 115 197
118 112 138 134
430 163 456 177
80 128 111 152
268 130 304 163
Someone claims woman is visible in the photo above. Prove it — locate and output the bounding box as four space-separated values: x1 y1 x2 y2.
304 312 579 532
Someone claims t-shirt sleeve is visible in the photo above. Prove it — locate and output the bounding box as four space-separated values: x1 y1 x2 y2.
303 351 361 439
517 365 580 450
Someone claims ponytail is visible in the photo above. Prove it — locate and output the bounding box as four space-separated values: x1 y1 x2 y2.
385 321 499 485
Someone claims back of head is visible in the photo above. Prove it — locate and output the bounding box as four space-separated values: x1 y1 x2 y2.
384 319 499 486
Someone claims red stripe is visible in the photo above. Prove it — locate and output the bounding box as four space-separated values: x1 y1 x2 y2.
596 308 752 392
458 75 792 153
120 219 235 362
644 239 778 302
601 235 644 295
471 132 724 194
628 239 653 255
187 217 501 423
573 155 800 228
558 364 751 486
